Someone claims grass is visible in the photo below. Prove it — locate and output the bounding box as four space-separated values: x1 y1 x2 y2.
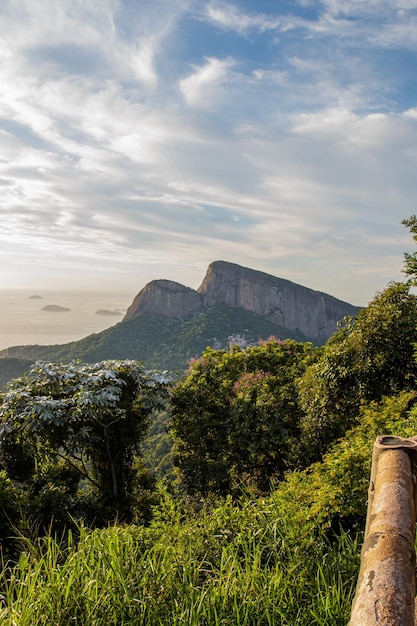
0 492 361 626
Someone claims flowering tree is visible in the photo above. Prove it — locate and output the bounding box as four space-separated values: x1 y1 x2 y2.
170 340 318 497
0 360 171 521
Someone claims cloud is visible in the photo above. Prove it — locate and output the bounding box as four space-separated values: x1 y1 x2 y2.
0 0 415 306
312 0 417 49
204 1 283 34
0 0 186 90
179 56 236 106
322 0 417 17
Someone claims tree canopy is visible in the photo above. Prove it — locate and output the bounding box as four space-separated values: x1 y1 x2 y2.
298 281 417 458
171 274 417 497
402 215 417 281
170 339 318 496
0 359 171 525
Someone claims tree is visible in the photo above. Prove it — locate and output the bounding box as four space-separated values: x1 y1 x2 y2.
0 360 171 523
273 390 417 537
170 339 318 497
298 281 417 459
402 214 417 281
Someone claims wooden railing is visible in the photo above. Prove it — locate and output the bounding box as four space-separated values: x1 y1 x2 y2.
349 436 417 625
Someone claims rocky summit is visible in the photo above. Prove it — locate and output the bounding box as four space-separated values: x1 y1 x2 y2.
124 280 203 320
123 260 360 344
0 261 361 387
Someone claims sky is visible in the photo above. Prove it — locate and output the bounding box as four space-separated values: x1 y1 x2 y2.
1 0 417 307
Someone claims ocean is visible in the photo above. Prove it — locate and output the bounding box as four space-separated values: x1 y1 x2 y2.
0 289 132 351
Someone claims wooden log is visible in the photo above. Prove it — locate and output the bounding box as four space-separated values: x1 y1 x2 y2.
349 436 417 626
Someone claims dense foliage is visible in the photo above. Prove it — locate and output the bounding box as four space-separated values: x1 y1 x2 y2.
0 360 171 532
298 281 417 458
275 390 417 535
0 489 360 626
170 279 417 496
3 388 417 624
0 358 33 390
170 339 318 496
402 214 417 280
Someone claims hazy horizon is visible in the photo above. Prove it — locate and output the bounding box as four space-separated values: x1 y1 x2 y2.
0 289 132 352
0 259 369 351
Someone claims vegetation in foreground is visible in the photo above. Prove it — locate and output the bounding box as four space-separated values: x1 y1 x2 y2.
2 385 417 624
1 216 417 624
0 491 361 626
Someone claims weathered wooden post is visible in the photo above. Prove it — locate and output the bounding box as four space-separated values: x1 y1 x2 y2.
349 435 417 626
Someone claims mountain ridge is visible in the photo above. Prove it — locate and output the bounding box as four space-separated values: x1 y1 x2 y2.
0 261 361 386
123 260 360 344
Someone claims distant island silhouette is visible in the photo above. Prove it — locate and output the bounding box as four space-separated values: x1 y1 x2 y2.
95 309 123 316
41 305 71 312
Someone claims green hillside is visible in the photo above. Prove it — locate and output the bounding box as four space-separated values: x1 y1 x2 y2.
0 304 310 385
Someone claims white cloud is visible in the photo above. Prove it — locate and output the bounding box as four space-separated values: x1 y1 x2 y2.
368 18 417 48
126 38 158 84
179 57 236 106
205 1 282 34
322 0 417 17
0 0 184 90
311 0 417 50
0 0 415 307
252 69 287 85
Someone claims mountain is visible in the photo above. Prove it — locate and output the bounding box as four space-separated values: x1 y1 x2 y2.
0 261 360 386
123 260 360 344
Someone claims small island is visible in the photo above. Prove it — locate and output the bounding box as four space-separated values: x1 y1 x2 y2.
29 295 43 300
41 305 71 312
95 309 123 317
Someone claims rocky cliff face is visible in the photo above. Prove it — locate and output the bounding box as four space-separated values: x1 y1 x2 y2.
123 261 360 344
198 261 360 343
123 280 203 320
